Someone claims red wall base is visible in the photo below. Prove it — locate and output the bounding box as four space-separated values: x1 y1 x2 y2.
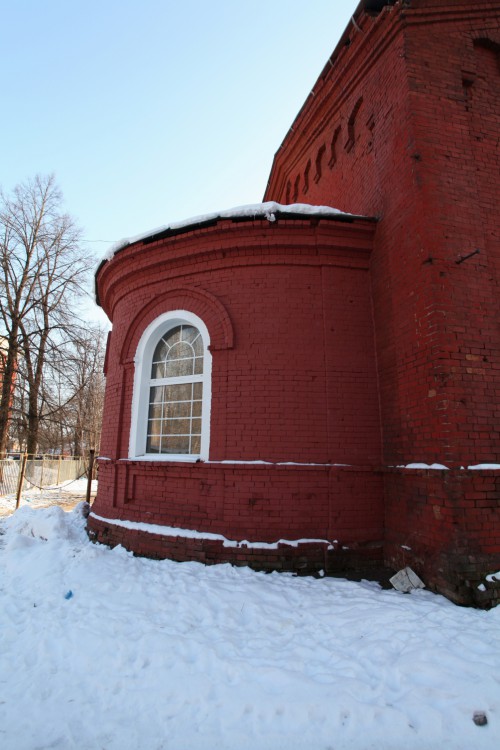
87 463 500 606
384 468 500 608
87 514 384 575
88 459 385 575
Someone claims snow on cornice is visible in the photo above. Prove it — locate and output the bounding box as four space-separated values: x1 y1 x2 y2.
101 202 369 263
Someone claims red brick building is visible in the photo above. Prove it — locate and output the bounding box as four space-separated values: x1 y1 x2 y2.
89 0 500 606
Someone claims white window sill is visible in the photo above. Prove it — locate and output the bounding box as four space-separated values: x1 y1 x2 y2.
125 454 202 463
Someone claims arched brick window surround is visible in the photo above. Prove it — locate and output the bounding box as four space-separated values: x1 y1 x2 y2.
124 287 234 462
120 286 234 365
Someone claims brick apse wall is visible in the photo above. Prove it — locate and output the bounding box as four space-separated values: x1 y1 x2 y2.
90 0 500 606
89 214 386 576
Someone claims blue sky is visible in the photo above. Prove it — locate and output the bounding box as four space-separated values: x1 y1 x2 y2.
2 1 357 276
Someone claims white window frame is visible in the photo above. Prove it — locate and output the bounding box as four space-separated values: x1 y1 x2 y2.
129 310 212 461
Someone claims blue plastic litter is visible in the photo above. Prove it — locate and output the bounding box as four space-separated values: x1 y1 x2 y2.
64 590 73 600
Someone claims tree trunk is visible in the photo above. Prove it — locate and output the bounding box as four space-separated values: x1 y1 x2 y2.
26 411 39 456
23 325 49 457
0 329 19 457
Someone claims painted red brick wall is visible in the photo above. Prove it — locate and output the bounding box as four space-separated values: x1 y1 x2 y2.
264 1 500 603
91 216 385 572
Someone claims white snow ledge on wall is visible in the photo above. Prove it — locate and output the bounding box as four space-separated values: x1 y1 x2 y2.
399 463 450 470
394 463 500 470
467 463 500 470
101 202 367 262
89 513 337 550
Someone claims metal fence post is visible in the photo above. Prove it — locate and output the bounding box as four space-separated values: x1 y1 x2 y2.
86 449 95 505
15 453 28 510
40 455 45 492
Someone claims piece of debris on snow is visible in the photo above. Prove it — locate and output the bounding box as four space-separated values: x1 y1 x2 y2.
473 711 488 726
389 567 425 593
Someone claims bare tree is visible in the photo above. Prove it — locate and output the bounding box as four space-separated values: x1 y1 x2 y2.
69 326 106 455
0 174 94 455
36 325 107 455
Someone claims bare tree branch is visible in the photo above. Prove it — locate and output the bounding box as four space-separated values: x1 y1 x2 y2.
0 174 100 456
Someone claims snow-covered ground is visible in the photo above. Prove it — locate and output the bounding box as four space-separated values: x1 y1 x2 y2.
0 504 499 750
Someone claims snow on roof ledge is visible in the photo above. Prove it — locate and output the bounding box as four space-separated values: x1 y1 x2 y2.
101 202 370 263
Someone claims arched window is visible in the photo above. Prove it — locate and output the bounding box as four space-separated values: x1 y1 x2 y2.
129 311 212 461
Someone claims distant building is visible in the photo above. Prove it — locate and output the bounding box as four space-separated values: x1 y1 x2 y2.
89 0 500 607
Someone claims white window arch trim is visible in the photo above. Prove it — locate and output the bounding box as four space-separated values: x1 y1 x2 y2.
129 310 212 461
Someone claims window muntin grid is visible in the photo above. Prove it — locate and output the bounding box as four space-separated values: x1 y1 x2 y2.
146 325 204 456
151 324 203 379
146 382 202 454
